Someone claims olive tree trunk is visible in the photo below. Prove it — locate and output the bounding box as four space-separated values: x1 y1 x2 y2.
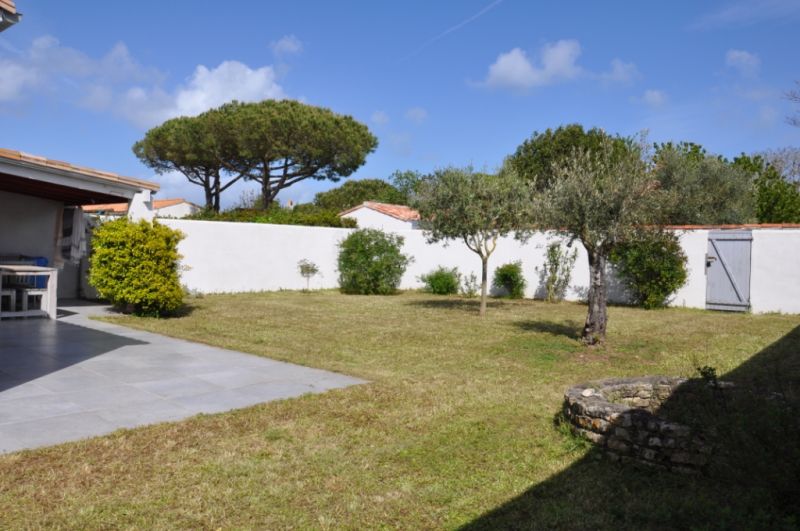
583 249 608 344
480 255 489 318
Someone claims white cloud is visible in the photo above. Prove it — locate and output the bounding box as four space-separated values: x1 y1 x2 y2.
600 58 639 85
270 35 303 57
0 59 39 101
725 49 761 77
640 89 667 107
119 61 285 128
0 36 160 102
483 40 582 90
405 106 428 124
371 110 389 125
691 0 800 29
0 35 286 128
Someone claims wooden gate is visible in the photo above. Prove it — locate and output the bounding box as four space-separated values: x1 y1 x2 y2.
706 230 752 312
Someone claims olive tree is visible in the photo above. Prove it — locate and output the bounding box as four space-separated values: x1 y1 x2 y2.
533 137 663 344
204 100 378 209
133 115 238 212
413 167 531 317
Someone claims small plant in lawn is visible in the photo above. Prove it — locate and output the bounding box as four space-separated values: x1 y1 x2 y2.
419 266 461 295
538 242 577 302
461 272 480 298
492 261 527 299
297 259 320 291
337 228 411 295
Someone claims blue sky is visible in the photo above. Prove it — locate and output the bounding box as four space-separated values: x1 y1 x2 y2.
1 0 799 207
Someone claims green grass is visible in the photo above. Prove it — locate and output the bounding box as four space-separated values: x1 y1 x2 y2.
0 291 798 529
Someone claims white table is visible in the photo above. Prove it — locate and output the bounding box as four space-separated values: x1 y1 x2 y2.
0 265 58 320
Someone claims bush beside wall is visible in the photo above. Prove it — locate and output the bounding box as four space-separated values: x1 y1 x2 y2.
337 229 411 295
89 219 185 316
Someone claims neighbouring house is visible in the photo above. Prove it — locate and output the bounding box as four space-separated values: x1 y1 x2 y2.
83 198 201 219
0 0 20 32
0 148 159 303
339 201 420 230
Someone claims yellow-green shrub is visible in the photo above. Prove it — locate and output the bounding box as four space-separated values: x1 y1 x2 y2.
89 218 184 316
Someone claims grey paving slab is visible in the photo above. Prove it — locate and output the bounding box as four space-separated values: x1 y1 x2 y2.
0 301 366 454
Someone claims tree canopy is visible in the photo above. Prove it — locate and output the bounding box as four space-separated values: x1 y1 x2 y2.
506 124 630 192
735 154 800 223
203 100 378 209
413 166 531 317
133 115 236 211
313 179 407 212
653 142 756 225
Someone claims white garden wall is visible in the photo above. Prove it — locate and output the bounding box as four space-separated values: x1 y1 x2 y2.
161 219 799 314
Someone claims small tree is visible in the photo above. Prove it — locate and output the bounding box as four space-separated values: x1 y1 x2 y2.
533 136 663 344
539 242 577 303
204 100 378 209
413 167 531 317
297 259 320 291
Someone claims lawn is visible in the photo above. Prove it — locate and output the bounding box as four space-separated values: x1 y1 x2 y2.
1 291 798 529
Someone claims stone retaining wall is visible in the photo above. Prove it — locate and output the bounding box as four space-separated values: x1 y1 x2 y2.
563 376 712 473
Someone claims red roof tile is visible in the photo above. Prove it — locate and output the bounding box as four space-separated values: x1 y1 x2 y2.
339 201 420 222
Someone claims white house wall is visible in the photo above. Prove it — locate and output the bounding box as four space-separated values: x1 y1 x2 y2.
156 202 200 219
342 208 416 231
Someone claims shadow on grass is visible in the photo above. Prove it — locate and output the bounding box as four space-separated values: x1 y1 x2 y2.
513 319 583 340
462 325 800 530
404 298 507 313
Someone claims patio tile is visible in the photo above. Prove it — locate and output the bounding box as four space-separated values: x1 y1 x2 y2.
131 375 226 399
0 301 366 453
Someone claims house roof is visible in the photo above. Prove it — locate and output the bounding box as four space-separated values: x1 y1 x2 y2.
0 1 17 15
83 198 197 213
339 201 420 222
0 148 159 192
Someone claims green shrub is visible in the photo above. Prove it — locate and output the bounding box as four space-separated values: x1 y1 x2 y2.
188 204 357 228
492 261 526 299
610 232 688 309
89 218 184 316
539 242 577 302
337 229 411 295
419 266 460 295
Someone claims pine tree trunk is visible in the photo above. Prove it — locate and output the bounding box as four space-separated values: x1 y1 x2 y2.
480 256 488 318
203 186 214 211
213 176 221 212
583 250 608 345
261 180 272 210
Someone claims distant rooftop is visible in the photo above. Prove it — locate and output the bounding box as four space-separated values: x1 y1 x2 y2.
339 201 420 222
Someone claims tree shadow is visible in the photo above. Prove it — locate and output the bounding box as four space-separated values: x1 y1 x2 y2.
513 319 583 340
405 298 507 312
461 325 800 530
0 319 147 393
